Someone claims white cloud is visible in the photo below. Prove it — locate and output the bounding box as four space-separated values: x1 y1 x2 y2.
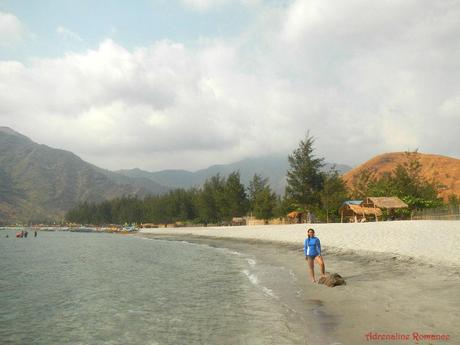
1 0 459 171
182 0 226 10
181 0 260 11
56 26 83 42
0 11 28 46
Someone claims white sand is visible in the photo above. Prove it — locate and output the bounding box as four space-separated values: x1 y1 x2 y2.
141 220 460 266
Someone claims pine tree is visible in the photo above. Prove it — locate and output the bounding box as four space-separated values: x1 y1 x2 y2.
248 174 268 212
248 174 277 220
285 134 325 211
223 171 249 220
320 168 349 222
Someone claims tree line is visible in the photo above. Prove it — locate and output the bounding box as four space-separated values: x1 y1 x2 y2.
65 171 279 225
65 134 444 225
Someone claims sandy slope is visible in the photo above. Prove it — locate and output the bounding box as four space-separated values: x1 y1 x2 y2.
342 151 460 200
141 220 460 266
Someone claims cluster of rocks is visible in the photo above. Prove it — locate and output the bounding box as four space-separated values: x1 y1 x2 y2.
318 273 346 287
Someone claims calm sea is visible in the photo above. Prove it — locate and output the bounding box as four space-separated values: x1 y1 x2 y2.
0 230 320 345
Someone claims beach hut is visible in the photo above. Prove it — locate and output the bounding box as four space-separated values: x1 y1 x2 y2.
363 197 408 220
287 211 304 223
363 197 408 209
340 200 382 223
232 217 246 226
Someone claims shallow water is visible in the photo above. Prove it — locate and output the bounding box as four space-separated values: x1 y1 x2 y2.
0 231 324 345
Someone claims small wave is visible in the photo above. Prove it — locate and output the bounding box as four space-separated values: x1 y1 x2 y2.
242 269 278 299
289 269 298 282
212 246 243 257
246 258 256 267
242 269 258 285
261 286 278 298
128 309 148 314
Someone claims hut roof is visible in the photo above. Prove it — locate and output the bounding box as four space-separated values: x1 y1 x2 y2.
367 197 408 209
347 204 383 216
343 200 363 206
232 217 245 222
287 211 303 218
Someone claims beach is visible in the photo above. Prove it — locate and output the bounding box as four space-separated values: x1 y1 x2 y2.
140 220 460 344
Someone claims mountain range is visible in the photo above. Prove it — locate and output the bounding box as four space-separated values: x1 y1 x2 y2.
0 127 350 223
4 126 459 224
116 157 352 196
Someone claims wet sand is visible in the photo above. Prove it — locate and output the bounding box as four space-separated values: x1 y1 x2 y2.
140 233 460 345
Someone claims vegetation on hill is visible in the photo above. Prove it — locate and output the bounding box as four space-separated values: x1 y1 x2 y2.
349 151 442 210
343 151 460 200
0 127 167 224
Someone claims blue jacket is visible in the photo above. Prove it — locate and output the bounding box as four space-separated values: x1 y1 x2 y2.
304 236 321 256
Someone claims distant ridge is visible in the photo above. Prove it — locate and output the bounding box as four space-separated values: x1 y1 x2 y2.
343 152 460 200
117 156 352 195
0 127 169 223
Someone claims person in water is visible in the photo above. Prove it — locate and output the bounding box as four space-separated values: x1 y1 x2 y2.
304 228 326 283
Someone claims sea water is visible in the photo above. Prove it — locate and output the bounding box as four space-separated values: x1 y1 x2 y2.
0 231 326 345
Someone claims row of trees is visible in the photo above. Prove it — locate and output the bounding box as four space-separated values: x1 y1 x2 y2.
66 134 444 225
65 172 279 225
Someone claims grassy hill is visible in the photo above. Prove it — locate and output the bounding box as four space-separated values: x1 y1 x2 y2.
342 152 460 200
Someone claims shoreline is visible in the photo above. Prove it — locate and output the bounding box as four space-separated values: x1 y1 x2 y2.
140 220 460 267
139 229 460 345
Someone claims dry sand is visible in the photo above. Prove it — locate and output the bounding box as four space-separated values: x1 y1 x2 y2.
140 221 460 344
141 220 460 266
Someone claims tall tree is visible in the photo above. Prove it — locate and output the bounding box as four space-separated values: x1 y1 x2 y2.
253 186 277 221
248 174 277 220
320 168 349 223
248 174 268 212
349 168 376 199
285 133 325 211
223 171 249 220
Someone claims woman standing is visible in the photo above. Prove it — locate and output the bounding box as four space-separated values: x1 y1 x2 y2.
304 228 326 283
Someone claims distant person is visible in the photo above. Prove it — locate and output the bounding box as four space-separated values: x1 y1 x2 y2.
304 228 326 283
34 231 37 238
6 234 8 238
24 230 28 238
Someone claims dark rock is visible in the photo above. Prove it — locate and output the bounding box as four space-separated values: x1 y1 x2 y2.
317 273 346 287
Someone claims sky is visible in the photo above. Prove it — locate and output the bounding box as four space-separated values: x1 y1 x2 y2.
0 0 459 172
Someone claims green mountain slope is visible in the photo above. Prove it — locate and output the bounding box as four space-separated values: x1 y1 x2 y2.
0 127 168 223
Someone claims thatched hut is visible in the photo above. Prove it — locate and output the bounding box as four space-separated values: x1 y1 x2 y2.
287 211 303 223
363 197 408 210
232 217 246 226
363 197 408 220
340 200 382 223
